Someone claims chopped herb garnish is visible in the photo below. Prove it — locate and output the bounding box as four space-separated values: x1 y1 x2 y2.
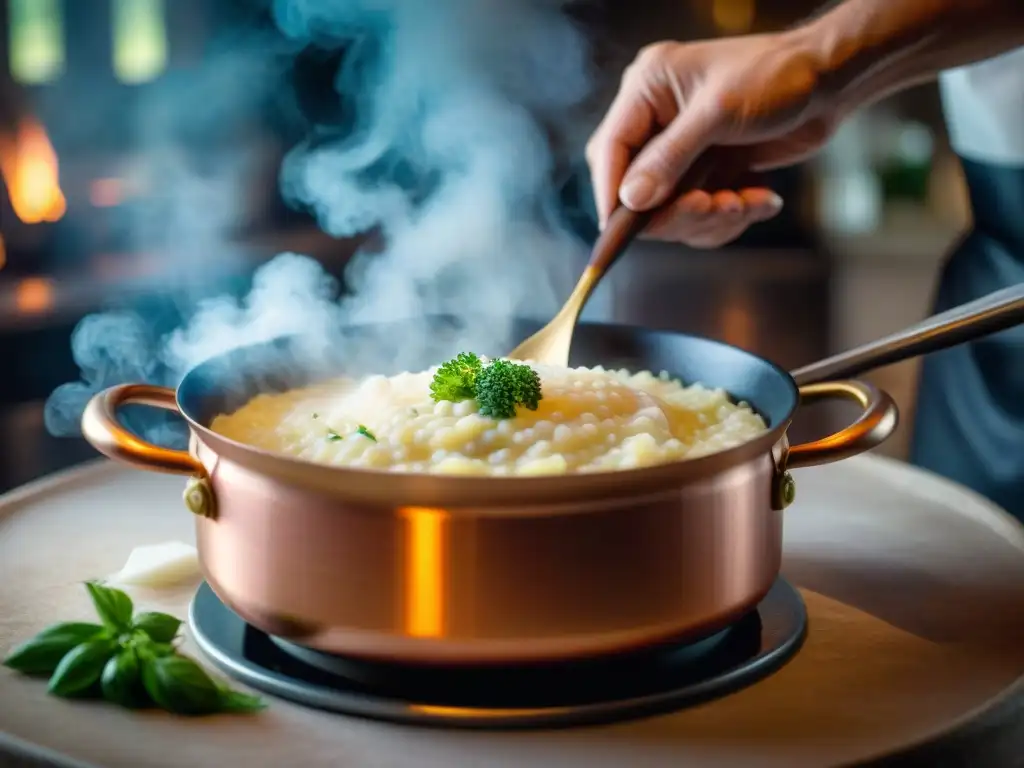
356 425 377 442
312 413 319 419
326 429 343 442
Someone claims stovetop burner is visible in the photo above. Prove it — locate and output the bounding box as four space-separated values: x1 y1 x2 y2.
189 578 806 729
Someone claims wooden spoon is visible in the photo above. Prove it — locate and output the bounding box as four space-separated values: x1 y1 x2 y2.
507 151 728 366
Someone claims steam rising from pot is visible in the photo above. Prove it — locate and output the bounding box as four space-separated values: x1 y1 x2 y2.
44 0 596 442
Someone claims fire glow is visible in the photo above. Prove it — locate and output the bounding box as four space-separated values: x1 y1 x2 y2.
0 118 67 225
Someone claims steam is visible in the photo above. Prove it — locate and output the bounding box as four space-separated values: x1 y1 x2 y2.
45 0 595 441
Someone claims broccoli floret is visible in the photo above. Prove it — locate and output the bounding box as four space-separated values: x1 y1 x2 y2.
430 352 483 403
429 353 543 418
475 359 542 419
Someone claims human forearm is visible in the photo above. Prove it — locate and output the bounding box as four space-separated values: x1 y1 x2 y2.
792 0 1024 116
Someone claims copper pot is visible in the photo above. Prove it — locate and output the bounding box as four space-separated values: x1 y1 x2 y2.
80 287 1024 665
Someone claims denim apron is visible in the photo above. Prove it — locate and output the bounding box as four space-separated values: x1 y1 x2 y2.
909 51 1024 522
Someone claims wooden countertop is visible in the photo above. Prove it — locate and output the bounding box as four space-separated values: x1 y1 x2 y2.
2 457 1024 768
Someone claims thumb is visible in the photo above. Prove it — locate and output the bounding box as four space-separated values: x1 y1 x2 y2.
619 109 718 211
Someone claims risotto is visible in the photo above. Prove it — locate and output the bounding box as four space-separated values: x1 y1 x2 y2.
209 357 768 476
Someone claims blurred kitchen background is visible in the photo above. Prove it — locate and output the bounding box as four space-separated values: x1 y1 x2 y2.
0 0 969 491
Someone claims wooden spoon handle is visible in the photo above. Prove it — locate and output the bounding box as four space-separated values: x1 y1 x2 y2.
587 149 736 274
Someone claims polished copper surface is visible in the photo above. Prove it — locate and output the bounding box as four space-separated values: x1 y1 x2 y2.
81 384 205 476
193 449 780 663
80 369 896 664
787 380 898 469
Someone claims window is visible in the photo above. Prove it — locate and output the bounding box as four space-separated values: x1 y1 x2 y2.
112 0 168 84
8 0 64 85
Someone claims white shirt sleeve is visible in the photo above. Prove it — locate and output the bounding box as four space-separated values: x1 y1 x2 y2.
939 47 1024 166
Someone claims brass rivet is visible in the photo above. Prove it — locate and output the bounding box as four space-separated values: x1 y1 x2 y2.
781 472 796 507
183 476 216 519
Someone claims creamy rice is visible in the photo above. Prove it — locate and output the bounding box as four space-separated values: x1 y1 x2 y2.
209 362 768 476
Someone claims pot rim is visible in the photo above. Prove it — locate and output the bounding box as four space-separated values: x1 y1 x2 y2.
178 325 799 508
188 414 791 508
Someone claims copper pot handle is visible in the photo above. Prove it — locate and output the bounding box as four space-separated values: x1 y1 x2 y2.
81 384 205 476
786 380 899 470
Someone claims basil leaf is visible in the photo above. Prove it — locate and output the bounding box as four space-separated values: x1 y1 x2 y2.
84 582 134 632
218 688 266 714
133 634 176 658
47 637 119 698
101 649 150 709
142 655 222 716
146 641 176 657
3 622 106 676
131 612 181 644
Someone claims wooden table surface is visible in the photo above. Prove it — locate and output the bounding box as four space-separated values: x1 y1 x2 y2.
2 456 1024 768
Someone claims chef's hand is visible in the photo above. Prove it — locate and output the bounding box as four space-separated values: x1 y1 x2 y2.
586 33 836 248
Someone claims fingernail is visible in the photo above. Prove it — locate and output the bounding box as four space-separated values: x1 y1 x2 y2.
620 172 659 210
753 193 784 221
